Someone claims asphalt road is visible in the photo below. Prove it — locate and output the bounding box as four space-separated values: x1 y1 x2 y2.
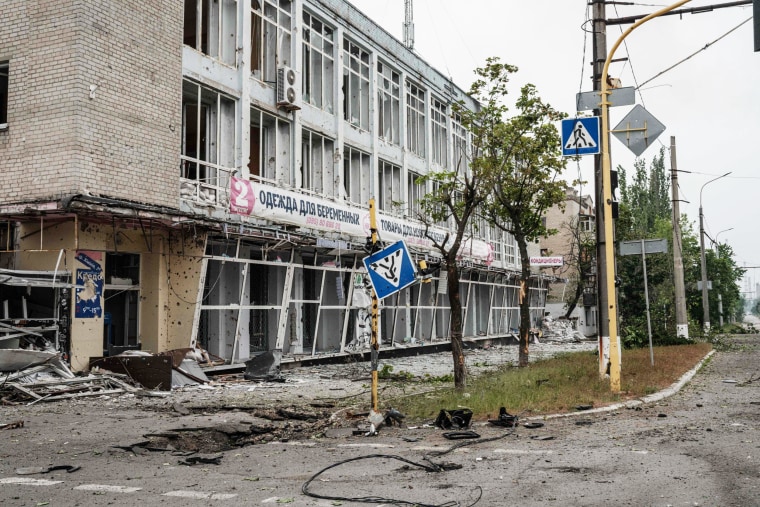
0 334 758 507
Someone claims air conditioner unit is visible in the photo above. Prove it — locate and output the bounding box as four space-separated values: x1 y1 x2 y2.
276 66 301 111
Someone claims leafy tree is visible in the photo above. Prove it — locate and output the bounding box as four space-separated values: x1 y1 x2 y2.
473 58 569 367
616 149 744 344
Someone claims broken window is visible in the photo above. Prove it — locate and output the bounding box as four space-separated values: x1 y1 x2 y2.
250 107 292 185
183 0 237 66
377 61 400 144
181 80 236 205
342 146 370 206
251 0 292 83
378 160 401 213
0 61 8 128
104 253 140 355
342 39 370 131
452 113 469 173
407 170 425 218
301 129 335 196
302 11 334 112
431 97 448 167
406 81 426 158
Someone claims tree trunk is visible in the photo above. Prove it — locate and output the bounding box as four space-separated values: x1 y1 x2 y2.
446 262 467 389
517 238 532 367
563 282 582 319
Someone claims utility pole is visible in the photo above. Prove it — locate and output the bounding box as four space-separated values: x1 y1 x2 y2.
591 0 613 375
670 136 689 339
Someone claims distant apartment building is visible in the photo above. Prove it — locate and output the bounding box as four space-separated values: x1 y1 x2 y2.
0 0 548 371
541 186 597 336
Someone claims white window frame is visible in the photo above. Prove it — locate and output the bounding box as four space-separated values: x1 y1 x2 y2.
301 129 335 196
378 160 401 213
342 39 370 131
343 146 371 206
302 10 334 112
250 107 292 185
183 0 237 66
406 81 426 158
180 80 236 206
377 61 400 144
251 0 292 83
452 113 469 174
407 170 425 218
431 96 448 168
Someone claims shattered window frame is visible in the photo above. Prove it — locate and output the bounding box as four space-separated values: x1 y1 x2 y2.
377 60 400 145
301 128 335 197
301 10 334 112
342 145 371 206
180 79 237 206
342 38 370 131
430 96 448 168
250 106 292 185
251 0 292 83
183 0 238 66
405 80 426 158
378 159 401 213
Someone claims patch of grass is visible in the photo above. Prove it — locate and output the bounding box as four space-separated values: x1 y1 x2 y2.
387 342 712 423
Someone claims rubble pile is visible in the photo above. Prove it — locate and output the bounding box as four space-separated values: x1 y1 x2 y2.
540 316 586 343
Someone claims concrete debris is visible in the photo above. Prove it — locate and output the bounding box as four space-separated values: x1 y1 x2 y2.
540 315 586 343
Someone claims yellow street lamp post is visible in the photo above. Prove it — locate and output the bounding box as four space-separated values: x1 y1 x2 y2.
600 0 691 392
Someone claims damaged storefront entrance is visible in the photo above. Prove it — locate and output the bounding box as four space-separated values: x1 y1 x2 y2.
103 253 140 356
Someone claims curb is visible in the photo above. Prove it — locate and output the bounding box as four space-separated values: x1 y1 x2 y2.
526 349 716 421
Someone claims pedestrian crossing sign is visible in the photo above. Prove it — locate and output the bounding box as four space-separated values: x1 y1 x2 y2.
363 240 417 299
561 117 600 156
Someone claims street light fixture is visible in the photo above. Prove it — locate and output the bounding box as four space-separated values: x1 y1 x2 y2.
699 172 731 333
714 228 734 253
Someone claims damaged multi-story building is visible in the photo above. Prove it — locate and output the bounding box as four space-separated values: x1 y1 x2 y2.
0 0 551 373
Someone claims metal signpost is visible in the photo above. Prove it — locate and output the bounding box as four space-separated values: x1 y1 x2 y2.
620 239 668 365
362 201 417 415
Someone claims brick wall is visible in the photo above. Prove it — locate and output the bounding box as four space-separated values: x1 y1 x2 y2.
0 0 183 208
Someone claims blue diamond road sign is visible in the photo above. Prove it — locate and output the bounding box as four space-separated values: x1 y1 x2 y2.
561 117 600 157
363 240 417 300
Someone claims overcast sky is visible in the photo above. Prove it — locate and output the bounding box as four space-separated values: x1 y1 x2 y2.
347 0 759 297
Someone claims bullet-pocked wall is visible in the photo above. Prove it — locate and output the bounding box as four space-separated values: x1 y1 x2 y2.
10 218 205 371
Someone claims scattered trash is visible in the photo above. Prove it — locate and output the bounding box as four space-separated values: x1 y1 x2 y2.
722 379 738 384
434 408 473 429
442 430 480 440
366 409 385 435
244 350 284 382
575 404 593 411
0 420 24 430
15 465 81 475
488 407 518 427
384 408 405 426
657 413 667 418
575 420 594 426
523 422 544 429
179 455 223 466
530 435 555 441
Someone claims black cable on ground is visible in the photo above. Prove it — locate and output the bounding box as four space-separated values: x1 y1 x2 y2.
302 423 520 506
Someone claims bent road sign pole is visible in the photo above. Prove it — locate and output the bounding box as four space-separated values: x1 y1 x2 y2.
369 199 379 412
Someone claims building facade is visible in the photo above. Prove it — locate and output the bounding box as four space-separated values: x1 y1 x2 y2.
0 0 548 372
541 187 597 337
